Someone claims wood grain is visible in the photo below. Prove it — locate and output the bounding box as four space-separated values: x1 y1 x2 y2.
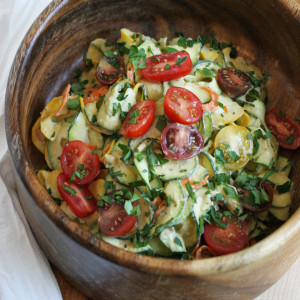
53 258 300 300
5 0 300 299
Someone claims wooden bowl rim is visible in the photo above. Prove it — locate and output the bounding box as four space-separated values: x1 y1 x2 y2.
5 0 300 277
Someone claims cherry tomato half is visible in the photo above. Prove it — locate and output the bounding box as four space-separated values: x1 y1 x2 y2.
141 51 193 83
213 125 253 170
60 140 100 185
237 180 274 213
217 67 251 98
121 100 156 138
161 123 204 160
164 87 203 125
57 173 97 218
98 201 138 237
96 55 125 85
265 108 300 150
204 214 249 255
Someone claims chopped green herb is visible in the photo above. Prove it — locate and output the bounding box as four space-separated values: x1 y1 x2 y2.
164 47 178 53
103 50 115 58
227 151 240 162
118 144 132 163
174 237 183 247
216 101 224 110
185 181 196 202
67 96 81 110
277 181 292 194
147 46 154 56
286 135 294 145
117 92 128 101
156 115 168 132
129 45 146 69
124 194 141 216
176 56 187 66
197 68 215 78
62 185 77 195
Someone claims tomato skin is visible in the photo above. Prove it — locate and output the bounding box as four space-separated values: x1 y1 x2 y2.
217 67 251 98
60 140 100 185
98 202 138 237
204 215 249 255
96 55 125 85
161 123 204 160
141 51 193 83
265 108 300 150
121 100 156 138
164 87 203 125
57 173 97 218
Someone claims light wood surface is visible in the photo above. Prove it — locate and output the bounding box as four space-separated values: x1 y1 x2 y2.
53 256 300 300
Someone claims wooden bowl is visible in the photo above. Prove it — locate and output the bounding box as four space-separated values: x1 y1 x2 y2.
5 0 300 299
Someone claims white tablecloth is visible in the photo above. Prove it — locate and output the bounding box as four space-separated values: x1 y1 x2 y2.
0 1 299 299
0 1 61 299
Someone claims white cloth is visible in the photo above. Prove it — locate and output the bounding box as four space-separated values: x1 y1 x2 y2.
0 0 62 299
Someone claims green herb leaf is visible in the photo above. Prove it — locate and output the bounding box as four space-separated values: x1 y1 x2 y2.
286 135 294 145
118 144 132 163
174 237 183 247
185 181 196 202
176 56 187 66
103 50 115 58
62 185 77 195
216 101 224 110
197 68 215 78
67 96 81 110
156 115 168 132
277 181 292 194
129 45 146 69
164 47 178 53
227 151 240 162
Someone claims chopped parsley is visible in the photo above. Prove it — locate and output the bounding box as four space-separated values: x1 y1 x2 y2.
286 135 294 145
174 237 183 247
185 181 196 202
103 50 115 58
197 68 215 78
277 181 292 194
62 185 77 195
156 115 168 132
176 56 187 66
67 96 81 110
164 47 178 53
118 144 132 163
128 45 146 69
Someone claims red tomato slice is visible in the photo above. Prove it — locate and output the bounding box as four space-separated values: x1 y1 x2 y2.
96 55 125 85
265 108 300 150
121 100 156 138
164 87 203 124
60 140 100 185
217 67 251 98
161 123 204 160
204 214 249 255
98 201 138 237
57 173 97 218
141 51 193 83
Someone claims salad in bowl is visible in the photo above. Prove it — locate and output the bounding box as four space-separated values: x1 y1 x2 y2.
31 28 299 259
